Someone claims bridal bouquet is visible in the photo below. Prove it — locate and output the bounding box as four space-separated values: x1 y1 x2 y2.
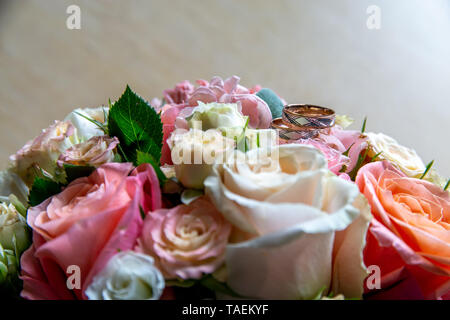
0 76 448 300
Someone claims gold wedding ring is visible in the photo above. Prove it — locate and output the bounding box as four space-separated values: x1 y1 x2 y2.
271 104 335 141
282 104 335 129
270 118 319 140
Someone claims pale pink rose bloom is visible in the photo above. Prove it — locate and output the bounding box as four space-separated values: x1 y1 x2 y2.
163 80 195 105
282 138 350 175
159 76 274 164
57 135 119 167
136 196 231 280
10 120 75 186
187 76 272 129
160 104 190 165
20 163 162 300
317 127 368 173
220 94 272 129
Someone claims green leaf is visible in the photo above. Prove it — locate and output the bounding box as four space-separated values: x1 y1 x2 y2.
199 274 242 298
28 177 63 207
139 206 146 220
361 117 367 133
419 160 434 180
256 88 284 119
165 278 196 288
63 164 96 184
108 85 163 165
74 111 108 134
444 179 450 191
349 147 370 181
235 117 249 152
370 151 383 162
342 143 355 157
136 150 167 185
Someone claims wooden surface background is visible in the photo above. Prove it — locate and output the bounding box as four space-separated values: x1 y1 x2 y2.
0 0 449 176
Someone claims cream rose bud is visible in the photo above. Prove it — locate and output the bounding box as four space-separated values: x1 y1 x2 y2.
10 120 75 186
0 202 29 253
186 102 247 130
58 135 119 167
64 107 107 142
366 132 425 177
169 128 235 189
204 144 372 299
85 251 165 300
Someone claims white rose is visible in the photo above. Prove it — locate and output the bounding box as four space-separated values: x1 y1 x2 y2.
85 251 165 300
0 202 29 253
169 128 235 189
64 106 107 142
186 102 247 130
204 144 372 299
366 132 425 177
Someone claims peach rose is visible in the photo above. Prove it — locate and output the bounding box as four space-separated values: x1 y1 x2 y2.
136 196 231 280
20 162 162 299
356 161 450 299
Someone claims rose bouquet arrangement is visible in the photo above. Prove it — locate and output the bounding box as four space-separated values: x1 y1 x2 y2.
0 76 448 300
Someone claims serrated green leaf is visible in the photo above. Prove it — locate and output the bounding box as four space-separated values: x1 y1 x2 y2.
63 164 96 184
108 86 163 165
136 150 167 185
28 177 63 207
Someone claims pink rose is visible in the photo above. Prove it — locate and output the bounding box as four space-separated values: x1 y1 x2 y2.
20 162 162 299
317 127 368 174
163 80 195 105
356 161 450 299
284 138 350 177
158 76 277 164
187 76 272 129
57 135 119 167
136 196 231 280
160 104 190 165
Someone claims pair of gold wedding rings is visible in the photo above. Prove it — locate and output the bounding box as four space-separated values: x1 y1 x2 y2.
270 104 336 140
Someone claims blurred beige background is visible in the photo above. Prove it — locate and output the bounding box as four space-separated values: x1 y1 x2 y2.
0 0 449 176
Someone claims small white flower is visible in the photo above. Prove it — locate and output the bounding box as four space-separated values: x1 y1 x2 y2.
85 251 165 300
